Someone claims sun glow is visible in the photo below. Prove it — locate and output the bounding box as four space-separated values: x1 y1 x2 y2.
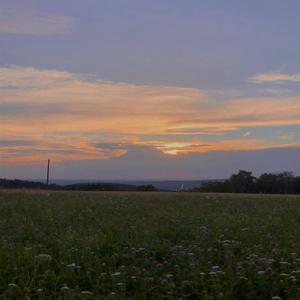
158 142 195 155
1 66 300 164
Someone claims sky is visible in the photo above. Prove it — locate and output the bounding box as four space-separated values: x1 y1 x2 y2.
1 0 300 180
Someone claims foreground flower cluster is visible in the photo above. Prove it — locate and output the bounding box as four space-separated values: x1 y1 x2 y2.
0 191 300 299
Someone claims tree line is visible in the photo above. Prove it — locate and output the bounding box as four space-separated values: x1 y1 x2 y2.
195 170 300 194
0 179 158 192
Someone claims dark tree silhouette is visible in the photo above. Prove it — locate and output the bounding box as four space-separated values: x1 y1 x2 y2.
196 170 300 194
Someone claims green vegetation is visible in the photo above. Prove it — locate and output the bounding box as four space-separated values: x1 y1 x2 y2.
197 170 300 194
0 179 158 192
0 191 300 299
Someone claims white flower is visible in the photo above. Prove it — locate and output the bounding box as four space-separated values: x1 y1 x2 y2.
257 271 265 275
67 262 76 268
61 285 69 291
81 291 93 295
35 254 52 262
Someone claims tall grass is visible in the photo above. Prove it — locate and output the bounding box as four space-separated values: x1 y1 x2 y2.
0 191 299 299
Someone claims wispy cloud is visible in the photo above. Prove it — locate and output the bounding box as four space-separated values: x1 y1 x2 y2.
0 8 74 36
257 88 291 96
243 131 251 137
279 132 296 141
249 72 300 84
136 139 271 155
1 66 300 163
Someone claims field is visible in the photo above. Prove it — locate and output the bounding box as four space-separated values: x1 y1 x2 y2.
0 191 300 299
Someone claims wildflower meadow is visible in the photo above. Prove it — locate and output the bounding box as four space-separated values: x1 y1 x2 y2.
0 191 300 299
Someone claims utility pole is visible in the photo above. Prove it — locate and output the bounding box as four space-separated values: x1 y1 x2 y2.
46 159 50 185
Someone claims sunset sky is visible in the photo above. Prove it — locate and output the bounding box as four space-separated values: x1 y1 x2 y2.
1 0 300 180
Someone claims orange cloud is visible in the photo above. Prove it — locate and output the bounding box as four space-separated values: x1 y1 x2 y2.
1 66 300 164
136 139 278 155
0 135 129 165
249 72 300 83
0 9 74 36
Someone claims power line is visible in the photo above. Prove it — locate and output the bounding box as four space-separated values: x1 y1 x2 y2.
46 159 50 185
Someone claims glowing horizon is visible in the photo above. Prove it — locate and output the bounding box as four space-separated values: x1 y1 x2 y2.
1 1 300 179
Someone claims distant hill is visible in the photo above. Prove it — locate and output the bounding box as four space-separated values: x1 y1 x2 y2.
116 180 203 191
0 178 158 192
64 182 138 191
52 179 205 191
0 179 59 190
